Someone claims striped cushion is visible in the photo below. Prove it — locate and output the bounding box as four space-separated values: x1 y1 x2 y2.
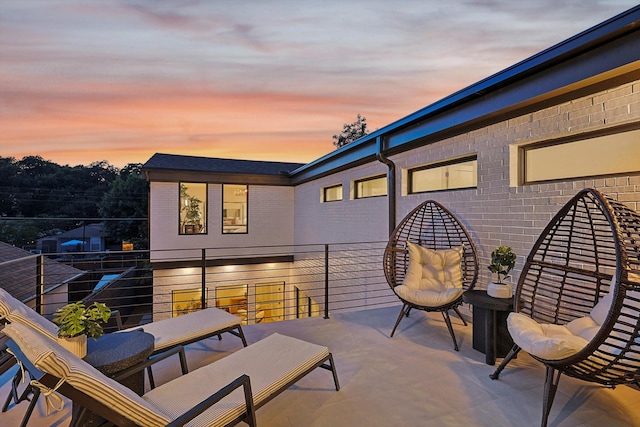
0 287 58 339
144 333 330 426
3 323 170 426
122 307 242 351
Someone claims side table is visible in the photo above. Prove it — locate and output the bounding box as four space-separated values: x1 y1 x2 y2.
75 329 155 426
462 290 514 365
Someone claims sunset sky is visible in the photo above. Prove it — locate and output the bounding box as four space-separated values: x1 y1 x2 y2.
1 1 637 169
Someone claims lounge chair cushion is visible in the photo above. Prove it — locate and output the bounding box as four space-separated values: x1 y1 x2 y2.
144 333 331 426
3 322 170 426
0 288 58 339
121 307 241 352
395 242 464 306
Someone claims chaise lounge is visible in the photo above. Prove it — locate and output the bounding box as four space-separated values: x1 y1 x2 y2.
4 321 340 426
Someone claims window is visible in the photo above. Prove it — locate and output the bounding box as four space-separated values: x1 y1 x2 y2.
173 288 207 317
179 182 207 234
522 127 640 184
322 184 342 202
355 175 387 199
409 156 477 193
223 184 248 234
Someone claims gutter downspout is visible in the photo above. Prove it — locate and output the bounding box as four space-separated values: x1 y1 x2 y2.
376 136 396 236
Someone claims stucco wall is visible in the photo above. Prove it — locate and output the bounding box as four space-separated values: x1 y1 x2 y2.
150 182 296 261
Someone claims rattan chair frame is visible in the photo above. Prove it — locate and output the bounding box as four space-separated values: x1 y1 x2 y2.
383 200 479 350
490 188 640 427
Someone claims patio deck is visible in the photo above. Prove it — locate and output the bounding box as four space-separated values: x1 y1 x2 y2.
2 304 639 426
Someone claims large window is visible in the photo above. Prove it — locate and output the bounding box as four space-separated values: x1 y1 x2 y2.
322 184 342 202
179 182 207 234
223 184 248 234
522 127 640 184
409 156 477 193
355 175 387 199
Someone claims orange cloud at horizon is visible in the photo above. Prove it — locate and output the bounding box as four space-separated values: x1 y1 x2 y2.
2 1 636 169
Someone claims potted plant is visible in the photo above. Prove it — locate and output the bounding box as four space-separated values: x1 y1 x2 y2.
487 245 517 298
53 301 111 358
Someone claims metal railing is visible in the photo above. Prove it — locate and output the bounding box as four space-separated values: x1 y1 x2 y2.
1 241 396 330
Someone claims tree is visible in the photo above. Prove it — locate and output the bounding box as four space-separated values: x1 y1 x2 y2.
98 163 149 249
332 114 369 148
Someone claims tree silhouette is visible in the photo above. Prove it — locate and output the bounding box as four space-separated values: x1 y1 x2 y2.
332 114 369 148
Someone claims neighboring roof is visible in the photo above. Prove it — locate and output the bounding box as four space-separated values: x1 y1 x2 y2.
142 153 305 185
0 241 84 303
46 223 105 241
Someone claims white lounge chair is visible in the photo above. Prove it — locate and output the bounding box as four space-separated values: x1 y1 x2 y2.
4 322 339 426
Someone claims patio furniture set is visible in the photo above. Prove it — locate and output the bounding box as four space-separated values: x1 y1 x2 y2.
0 187 638 427
383 188 640 427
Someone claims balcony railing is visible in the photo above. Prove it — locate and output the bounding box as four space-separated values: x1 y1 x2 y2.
1 241 396 330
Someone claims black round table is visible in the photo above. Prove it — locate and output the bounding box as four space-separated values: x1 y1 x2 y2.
462 290 514 365
75 329 155 426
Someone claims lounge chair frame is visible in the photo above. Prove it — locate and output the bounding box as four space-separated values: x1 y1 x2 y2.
490 188 640 427
383 200 479 350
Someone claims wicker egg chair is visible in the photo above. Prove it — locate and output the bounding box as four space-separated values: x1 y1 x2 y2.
383 200 479 350
490 188 640 427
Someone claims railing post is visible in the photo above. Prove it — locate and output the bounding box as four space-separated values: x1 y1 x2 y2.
201 248 207 309
35 255 45 315
324 244 330 319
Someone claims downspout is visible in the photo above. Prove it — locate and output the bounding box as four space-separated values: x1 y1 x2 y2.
375 136 396 236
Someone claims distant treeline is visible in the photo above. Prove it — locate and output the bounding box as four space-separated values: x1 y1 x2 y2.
0 156 149 249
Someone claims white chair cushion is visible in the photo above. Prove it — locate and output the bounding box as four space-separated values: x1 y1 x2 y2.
121 307 241 352
403 242 463 292
507 312 589 360
0 287 58 339
395 286 464 307
3 322 170 426
395 242 463 307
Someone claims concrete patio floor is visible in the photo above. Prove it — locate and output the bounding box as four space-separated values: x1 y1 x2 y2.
2 304 640 426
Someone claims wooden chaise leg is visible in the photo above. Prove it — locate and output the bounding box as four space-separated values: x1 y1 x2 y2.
490 344 521 380
442 311 459 351
390 303 410 337
541 366 561 427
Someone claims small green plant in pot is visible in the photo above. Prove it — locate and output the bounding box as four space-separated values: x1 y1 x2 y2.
53 301 111 357
487 245 517 298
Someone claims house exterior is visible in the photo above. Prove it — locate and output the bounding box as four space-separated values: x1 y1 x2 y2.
36 222 107 254
143 6 640 322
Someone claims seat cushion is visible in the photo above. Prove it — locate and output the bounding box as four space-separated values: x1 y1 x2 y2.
144 333 331 426
402 242 463 292
3 322 170 426
395 286 464 307
0 287 58 339
122 307 242 352
507 312 589 360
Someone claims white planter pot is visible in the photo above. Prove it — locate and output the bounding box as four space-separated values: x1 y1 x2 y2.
487 282 512 299
57 335 87 358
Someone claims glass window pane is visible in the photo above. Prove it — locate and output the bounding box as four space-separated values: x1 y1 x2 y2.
356 176 387 198
525 129 640 183
179 183 207 234
411 159 477 193
323 185 342 202
223 184 248 234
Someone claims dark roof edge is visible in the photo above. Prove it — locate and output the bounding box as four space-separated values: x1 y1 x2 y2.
289 5 640 181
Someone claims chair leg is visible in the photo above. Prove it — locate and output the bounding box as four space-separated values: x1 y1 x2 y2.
490 344 521 380
453 306 468 326
442 311 459 351
19 387 40 427
390 303 410 337
541 366 561 427
2 368 22 412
